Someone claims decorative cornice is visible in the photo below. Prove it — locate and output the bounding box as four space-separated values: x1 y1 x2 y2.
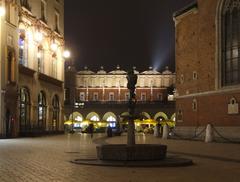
19 64 36 76
38 73 63 87
19 7 64 44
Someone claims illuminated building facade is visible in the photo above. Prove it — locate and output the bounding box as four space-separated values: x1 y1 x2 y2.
174 0 240 139
0 0 65 138
64 65 176 124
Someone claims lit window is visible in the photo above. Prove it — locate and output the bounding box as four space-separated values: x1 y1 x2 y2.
52 56 57 78
80 92 85 101
221 1 240 86
19 31 28 66
37 48 44 73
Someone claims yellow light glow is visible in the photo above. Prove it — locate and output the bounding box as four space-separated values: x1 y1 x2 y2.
51 42 58 51
35 32 43 42
37 52 41 58
0 6 6 17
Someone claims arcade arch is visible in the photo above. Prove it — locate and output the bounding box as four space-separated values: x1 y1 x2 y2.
154 112 168 121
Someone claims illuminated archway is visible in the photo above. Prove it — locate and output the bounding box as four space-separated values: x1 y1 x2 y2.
140 112 151 120
86 112 100 121
103 112 117 127
154 112 168 121
170 113 176 122
69 112 83 122
120 112 130 121
102 112 117 121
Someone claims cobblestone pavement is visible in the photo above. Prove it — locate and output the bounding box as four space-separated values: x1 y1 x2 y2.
0 133 239 182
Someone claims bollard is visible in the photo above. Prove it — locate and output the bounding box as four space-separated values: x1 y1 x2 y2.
162 125 169 139
205 124 213 143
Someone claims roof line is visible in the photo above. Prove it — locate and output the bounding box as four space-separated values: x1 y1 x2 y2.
173 1 198 18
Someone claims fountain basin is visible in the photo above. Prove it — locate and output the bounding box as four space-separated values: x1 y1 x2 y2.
97 144 167 161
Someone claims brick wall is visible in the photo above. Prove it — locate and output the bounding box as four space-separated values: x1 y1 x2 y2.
175 0 240 128
175 0 218 96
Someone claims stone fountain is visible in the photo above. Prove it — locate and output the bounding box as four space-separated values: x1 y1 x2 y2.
72 69 193 167
96 69 167 161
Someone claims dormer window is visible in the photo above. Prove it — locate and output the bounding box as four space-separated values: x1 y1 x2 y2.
54 11 60 33
41 0 47 23
20 0 31 11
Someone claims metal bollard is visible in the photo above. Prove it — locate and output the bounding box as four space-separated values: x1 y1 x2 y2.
162 125 169 139
205 124 213 143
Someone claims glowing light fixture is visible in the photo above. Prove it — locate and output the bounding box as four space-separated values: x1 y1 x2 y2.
0 6 6 17
37 52 41 58
35 31 43 42
63 50 71 58
51 42 58 51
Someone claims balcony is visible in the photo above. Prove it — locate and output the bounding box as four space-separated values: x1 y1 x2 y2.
38 73 63 87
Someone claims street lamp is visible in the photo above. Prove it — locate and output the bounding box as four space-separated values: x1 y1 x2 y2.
63 50 71 59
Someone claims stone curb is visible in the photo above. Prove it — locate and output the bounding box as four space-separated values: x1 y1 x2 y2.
71 157 194 167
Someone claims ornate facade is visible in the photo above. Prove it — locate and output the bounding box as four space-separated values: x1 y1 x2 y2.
0 0 65 138
64 65 176 123
174 0 240 139
67 66 175 103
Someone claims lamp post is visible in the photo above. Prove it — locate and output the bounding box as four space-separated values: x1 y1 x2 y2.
63 50 74 133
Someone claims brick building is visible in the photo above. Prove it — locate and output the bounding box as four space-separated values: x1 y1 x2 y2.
0 0 65 138
174 0 240 139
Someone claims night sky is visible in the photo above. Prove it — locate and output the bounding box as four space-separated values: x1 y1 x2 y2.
65 0 194 72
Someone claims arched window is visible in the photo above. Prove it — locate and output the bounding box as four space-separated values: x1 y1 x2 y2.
7 51 14 82
37 46 44 73
18 31 28 67
19 88 30 132
38 91 46 130
52 95 60 131
52 56 57 78
221 0 240 86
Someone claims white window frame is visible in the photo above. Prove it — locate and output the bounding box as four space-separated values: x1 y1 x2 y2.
80 92 85 101
93 92 99 101
193 71 198 80
141 92 146 101
109 92 114 101
192 99 197 112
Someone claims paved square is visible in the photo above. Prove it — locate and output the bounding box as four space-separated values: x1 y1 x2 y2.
0 133 239 182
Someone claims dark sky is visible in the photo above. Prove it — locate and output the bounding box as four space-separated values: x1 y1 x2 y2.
65 0 194 72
